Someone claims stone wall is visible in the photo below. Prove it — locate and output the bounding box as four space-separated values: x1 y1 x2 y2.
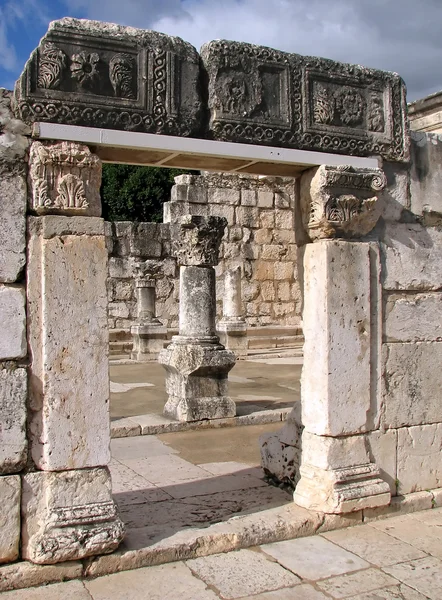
106 173 302 335
0 90 29 562
379 130 442 495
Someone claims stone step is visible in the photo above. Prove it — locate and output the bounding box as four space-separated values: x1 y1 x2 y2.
247 335 304 350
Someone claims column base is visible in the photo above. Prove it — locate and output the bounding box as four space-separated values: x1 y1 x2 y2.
159 342 236 422
218 319 247 359
293 463 391 514
21 467 125 565
131 323 167 361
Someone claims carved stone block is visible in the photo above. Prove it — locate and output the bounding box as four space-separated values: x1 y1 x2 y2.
172 215 228 267
21 467 124 564
300 165 387 241
201 40 409 162
28 141 101 216
14 18 202 137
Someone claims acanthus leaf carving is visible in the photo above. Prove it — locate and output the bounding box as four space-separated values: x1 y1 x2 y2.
301 164 387 241
172 215 227 267
56 174 89 210
37 43 67 90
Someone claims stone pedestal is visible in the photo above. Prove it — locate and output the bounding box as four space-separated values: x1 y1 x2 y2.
131 279 166 361
218 267 247 359
25 141 124 563
159 216 236 422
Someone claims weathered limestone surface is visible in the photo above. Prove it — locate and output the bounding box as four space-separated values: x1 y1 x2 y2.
28 141 102 216
0 285 26 360
366 429 398 495
159 216 236 422
397 424 442 494
201 40 408 161
381 222 442 290
21 467 124 564
293 432 390 514
27 218 111 470
300 165 386 241
381 342 442 428
14 18 202 137
218 267 247 358
0 174 27 283
0 475 21 563
384 293 442 342
0 367 27 473
301 241 372 436
410 131 442 218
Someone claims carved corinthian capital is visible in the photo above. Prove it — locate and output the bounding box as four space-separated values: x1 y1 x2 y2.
300 165 386 241
28 140 102 216
172 215 227 267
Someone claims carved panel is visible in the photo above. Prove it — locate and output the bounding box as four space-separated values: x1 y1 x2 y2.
202 40 409 162
28 140 102 216
14 18 202 137
300 164 387 241
172 215 227 267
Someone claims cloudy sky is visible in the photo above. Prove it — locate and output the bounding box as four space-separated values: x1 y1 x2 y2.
1 0 441 101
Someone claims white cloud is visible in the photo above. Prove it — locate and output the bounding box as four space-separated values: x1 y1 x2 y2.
0 8 19 72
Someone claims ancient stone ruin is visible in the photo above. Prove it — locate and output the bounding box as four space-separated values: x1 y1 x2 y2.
1 14 442 593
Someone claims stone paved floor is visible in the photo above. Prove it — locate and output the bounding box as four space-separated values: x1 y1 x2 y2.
109 355 302 420
110 425 293 548
6 508 442 598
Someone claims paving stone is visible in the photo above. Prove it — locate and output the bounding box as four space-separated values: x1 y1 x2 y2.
410 506 442 526
120 454 213 485
187 549 300 599
345 584 429 599
109 459 156 493
262 536 370 580
383 557 442 600
243 584 330 599
111 436 178 460
85 562 219 600
163 472 267 499
0 580 91 599
370 514 442 559
322 525 426 566
199 462 264 478
317 568 399 599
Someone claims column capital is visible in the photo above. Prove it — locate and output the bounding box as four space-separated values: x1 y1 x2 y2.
28 140 101 216
172 215 227 267
300 164 386 241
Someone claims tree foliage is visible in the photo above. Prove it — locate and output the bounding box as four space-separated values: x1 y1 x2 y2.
101 164 193 222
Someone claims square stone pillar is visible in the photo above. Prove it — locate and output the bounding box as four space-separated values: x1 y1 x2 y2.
262 164 391 513
24 141 124 563
159 216 236 422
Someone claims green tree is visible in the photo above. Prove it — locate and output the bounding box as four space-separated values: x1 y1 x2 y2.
101 164 194 222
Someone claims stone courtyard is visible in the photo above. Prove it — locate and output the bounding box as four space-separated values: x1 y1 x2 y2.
2 13 442 598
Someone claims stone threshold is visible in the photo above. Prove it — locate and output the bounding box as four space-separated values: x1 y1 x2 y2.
111 407 292 438
2 489 441 593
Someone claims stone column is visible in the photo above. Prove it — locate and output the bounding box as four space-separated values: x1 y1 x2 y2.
261 165 391 514
131 278 167 361
218 267 247 359
24 141 124 564
159 215 236 422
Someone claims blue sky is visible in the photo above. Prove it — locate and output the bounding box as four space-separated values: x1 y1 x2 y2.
1 0 442 101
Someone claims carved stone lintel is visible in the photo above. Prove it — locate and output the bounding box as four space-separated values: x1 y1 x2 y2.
171 215 227 267
300 164 387 241
28 141 101 216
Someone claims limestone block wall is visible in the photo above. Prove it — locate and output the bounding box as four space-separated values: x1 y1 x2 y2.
0 89 29 562
106 173 302 336
378 131 442 496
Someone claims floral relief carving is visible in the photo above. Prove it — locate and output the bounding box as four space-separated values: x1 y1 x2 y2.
70 51 100 88
313 85 335 125
109 53 136 99
28 140 101 215
38 43 67 90
172 215 227 267
301 164 386 241
334 87 365 126
368 94 385 132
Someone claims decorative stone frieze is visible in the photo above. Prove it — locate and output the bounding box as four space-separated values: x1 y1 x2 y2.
171 215 227 267
14 18 202 137
300 165 387 241
28 141 101 216
159 215 236 421
21 467 124 564
201 40 409 162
